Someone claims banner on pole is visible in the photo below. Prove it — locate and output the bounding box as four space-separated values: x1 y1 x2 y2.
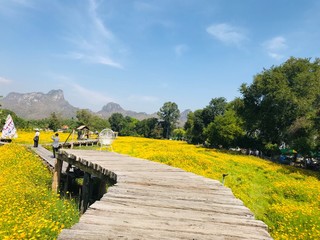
1 114 18 139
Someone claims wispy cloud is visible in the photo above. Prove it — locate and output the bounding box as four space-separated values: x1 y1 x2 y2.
49 73 113 109
133 1 159 12
262 36 287 60
206 23 248 47
0 76 13 84
0 0 35 17
128 94 158 103
70 82 113 105
65 51 123 69
62 0 123 69
174 44 189 57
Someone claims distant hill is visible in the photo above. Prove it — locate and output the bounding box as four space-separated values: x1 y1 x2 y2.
97 102 158 120
1 90 190 125
1 90 78 119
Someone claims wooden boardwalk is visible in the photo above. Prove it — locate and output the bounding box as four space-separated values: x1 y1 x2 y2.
55 149 272 240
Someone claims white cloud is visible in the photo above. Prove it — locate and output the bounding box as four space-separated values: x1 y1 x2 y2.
61 0 123 69
63 82 114 111
263 36 287 60
174 44 189 57
64 52 123 68
0 77 13 84
206 23 248 47
88 0 114 40
96 56 123 69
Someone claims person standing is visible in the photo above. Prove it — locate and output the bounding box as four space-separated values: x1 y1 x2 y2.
51 133 60 158
33 129 40 147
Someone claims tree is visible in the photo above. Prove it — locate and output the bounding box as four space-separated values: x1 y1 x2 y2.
239 57 320 153
90 115 110 132
205 109 245 148
184 110 206 144
136 117 161 138
48 112 61 132
76 109 93 127
120 116 138 136
202 97 228 127
172 128 186 140
157 102 180 139
108 113 125 134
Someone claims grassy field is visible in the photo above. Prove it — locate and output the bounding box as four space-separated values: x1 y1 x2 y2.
2 132 320 239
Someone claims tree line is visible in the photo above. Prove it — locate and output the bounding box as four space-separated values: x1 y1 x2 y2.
1 57 320 156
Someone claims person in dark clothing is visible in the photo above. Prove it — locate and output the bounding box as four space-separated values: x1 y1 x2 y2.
33 129 40 147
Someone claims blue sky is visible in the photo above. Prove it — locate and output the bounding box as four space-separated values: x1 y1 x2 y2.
0 0 320 114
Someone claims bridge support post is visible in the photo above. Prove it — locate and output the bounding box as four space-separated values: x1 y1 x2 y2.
52 157 63 193
98 179 107 199
81 172 91 214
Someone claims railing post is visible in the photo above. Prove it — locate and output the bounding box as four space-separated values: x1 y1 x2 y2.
52 157 63 193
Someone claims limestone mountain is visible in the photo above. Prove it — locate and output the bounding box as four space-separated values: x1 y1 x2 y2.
1 90 78 119
97 102 157 120
1 90 189 124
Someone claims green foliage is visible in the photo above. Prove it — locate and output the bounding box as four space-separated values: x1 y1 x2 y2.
0 109 27 130
157 102 180 139
76 109 92 126
75 109 110 132
48 112 61 132
239 57 320 154
135 117 162 138
184 98 228 145
205 109 245 148
109 113 125 134
184 110 206 144
172 128 186 140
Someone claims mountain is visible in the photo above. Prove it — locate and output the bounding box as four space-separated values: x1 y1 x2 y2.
97 102 157 120
179 109 191 126
1 90 78 119
1 90 190 124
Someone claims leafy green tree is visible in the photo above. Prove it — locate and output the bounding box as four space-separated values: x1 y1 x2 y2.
48 112 61 132
157 102 180 139
205 109 245 148
76 109 93 127
120 116 138 136
109 113 125 134
136 118 161 138
202 97 228 127
90 115 110 132
239 57 320 153
184 110 206 144
172 128 186 140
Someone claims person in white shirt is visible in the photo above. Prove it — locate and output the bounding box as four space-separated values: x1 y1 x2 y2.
33 129 40 147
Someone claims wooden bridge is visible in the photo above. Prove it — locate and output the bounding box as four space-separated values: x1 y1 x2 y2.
32 146 272 240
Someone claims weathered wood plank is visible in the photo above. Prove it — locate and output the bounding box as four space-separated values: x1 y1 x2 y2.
57 149 272 240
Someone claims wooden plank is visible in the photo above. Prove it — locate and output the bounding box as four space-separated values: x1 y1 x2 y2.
57 149 272 240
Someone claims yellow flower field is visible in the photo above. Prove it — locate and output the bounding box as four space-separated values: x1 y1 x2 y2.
2 133 320 239
9 130 98 145
111 137 320 240
0 144 79 239
10 131 74 145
